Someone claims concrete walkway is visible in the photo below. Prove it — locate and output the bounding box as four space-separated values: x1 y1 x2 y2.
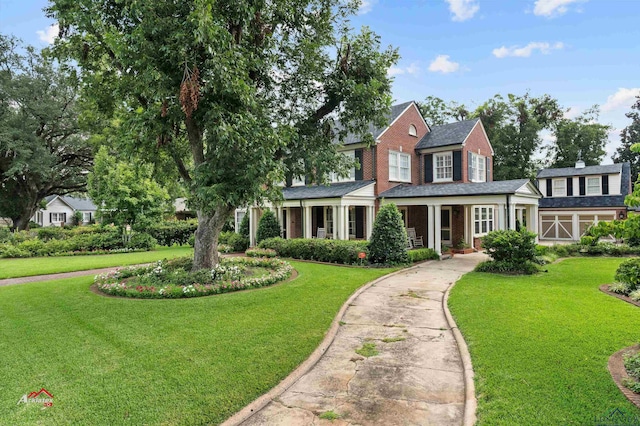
235 252 488 426
0 266 129 287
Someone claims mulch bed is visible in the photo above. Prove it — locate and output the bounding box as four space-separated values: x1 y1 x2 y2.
90 268 299 300
608 344 640 410
599 284 640 308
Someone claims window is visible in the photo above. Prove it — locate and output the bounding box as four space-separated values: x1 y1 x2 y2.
83 212 92 223
324 207 334 236
389 151 411 182
473 206 494 236
434 152 453 182
348 207 356 237
331 150 356 183
552 179 566 197
470 153 486 182
399 206 408 227
408 124 417 137
51 213 67 223
586 177 601 195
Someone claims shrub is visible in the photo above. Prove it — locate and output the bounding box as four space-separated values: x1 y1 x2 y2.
259 237 369 264
368 203 409 265
609 282 631 295
0 227 10 243
256 210 280 244
220 232 249 252
238 212 250 238
0 244 31 258
408 248 439 263
579 236 597 246
127 233 157 250
37 227 67 241
475 260 540 275
145 220 197 246
218 244 233 253
629 289 640 302
246 248 277 258
482 230 537 264
615 258 640 292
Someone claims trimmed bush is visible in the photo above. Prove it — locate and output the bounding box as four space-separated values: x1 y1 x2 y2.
408 248 439 263
475 260 540 275
482 230 537 264
246 248 277 258
259 237 368 264
368 203 409 265
256 210 281 244
614 258 640 292
127 233 157 250
145 220 197 246
219 231 249 252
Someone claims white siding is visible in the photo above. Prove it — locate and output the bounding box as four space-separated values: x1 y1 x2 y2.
36 198 75 226
609 173 622 195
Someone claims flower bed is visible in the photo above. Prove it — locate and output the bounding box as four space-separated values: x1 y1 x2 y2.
95 256 293 299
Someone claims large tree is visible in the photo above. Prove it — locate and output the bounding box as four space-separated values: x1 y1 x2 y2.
0 35 92 230
547 106 610 168
49 0 398 270
614 96 640 183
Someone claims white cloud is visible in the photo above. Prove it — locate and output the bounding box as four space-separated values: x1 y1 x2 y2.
602 88 640 112
445 0 480 22
358 0 376 15
533 0 585 17
428 55 460 74
492 41 564 58
36 23 59 44
387 63 420 77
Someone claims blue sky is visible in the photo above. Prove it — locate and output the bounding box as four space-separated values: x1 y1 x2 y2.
1 0 639 163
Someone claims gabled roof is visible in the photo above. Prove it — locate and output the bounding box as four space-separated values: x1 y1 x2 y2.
46 195 97 211
282 180 375 200
415 118 480 150
379 179 540 198
337 101 415 146
537 163 623 178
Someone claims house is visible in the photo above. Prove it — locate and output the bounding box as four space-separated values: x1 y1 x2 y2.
245 101 542 253
536 160 631 241
32 195 97 227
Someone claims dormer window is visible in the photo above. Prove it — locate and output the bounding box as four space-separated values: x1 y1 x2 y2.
586 177 601 195
408 124 417 137
552 179 566 196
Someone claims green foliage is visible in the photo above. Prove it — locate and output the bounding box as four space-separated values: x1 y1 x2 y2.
579 236 598 246
475 260 540 275
72 211 84 226
238 213 250 239
319 411 340 421
88 147 170 228
482 230 537 264
623 214 640 246
629 290 640 302
256 211 281 244
219 231 250 252
408 248 440 263
146 220 198 247
615 258 640 292
609 281 631 295
623 351 640 394
126 233 157 250
355 342 379 357
0 35 93 230
613 95 640 183
547 106 609 167
258 237 369 265
368 204 409 265
245 248 277 258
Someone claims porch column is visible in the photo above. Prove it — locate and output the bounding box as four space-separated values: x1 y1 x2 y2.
249 207 256 247
508 203 517 230
497 203 506 230
366 205 374 239
465 205 473 247
434 204 442 254
332 205 339 239
530 205 539 243
572 213 580 241
276 206 283 237
285 207 291 240
427 205 435 249
304 205 312 238
517 208 524 229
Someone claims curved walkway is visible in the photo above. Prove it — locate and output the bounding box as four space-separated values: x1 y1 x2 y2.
232 252 487 426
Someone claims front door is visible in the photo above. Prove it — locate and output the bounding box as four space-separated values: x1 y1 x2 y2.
441 207 452 245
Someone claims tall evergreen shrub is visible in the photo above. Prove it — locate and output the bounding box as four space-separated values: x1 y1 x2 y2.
256 210 281 244
368 203 409 265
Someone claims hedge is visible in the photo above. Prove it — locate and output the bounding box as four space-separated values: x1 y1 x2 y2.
408 248 439 263
258 237 369 264
146 220 197 246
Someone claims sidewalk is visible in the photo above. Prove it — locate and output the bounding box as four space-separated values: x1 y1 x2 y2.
233 252 487 426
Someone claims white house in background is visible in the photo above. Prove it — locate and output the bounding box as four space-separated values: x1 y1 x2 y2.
32 195 97 226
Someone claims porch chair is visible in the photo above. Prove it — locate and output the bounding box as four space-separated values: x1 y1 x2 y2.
407 228 424 248
316 227 327 239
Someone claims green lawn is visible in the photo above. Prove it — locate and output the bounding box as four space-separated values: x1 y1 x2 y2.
0 261 394 425
0 246 193 279
449 257 640 425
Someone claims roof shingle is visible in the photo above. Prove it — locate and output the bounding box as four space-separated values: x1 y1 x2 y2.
282 180 374 200
379 179 536 198
338 101 415 146
415 118 479 150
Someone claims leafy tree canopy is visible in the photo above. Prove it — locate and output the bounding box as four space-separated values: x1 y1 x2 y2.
614 95 640 183
0 34 92 230
48 0 398 270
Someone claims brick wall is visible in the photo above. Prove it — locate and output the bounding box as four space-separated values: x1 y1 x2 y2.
376 104 429 195
462 122 493 182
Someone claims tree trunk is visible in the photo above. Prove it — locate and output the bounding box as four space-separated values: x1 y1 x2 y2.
10 203 39 231
192 206 233 272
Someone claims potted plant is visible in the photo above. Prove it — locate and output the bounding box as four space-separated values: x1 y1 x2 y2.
452 238 474 254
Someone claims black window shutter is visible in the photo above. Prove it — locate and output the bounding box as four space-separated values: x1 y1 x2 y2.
49 213 52 223
467 152 473 181
354 149 363 181
486 157 491 181
355 207 364 239
566 178 573 196
546 179 552 197
579 177 586 195
453 151 462 181
424 154 433 183
602 175 609 195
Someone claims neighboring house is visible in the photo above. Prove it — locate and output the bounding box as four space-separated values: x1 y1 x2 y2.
245 101 542 253
32 195 97 227
536 160 631 241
